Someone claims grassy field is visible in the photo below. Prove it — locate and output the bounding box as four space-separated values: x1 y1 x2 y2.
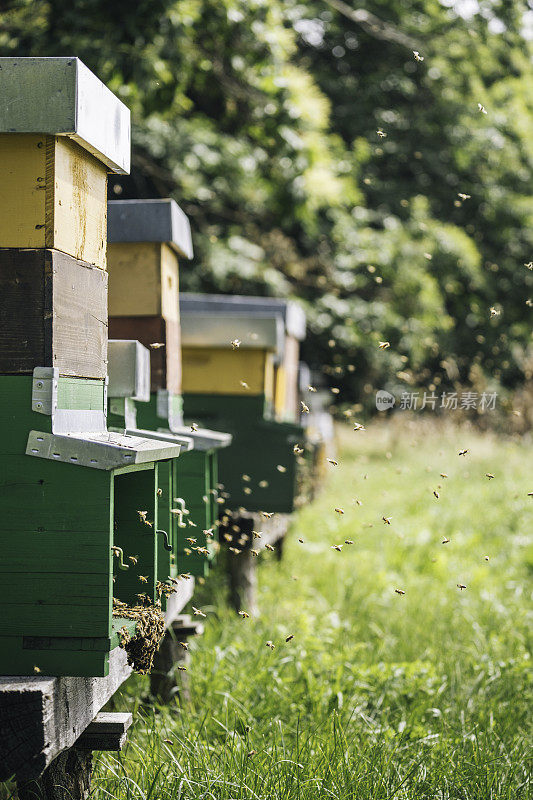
96 419 532 800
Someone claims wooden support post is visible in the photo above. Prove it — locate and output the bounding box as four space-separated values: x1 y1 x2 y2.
227 547 258 616
149 615 203 703
17 749 93 800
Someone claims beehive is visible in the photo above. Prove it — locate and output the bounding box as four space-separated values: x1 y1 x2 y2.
180 294 307 513
106 200 231 578
0 59 182 678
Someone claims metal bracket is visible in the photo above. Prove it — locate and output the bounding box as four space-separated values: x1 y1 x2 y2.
111 546 129 570
31 367 58 415
171 497 189 528
156 530 172 552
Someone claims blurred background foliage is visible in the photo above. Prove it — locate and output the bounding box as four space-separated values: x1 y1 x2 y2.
1 0 532 411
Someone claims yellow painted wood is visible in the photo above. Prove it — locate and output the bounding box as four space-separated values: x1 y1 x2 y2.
0 134 107 267
274 365 287 417
0 134 46 248
52 137 107 269
182 347 274 398
107 242 179 320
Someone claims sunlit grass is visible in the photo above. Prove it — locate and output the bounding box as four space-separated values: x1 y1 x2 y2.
95 418 533 799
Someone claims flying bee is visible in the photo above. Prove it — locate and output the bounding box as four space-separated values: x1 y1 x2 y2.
413 50 424 61
191 422 198 432
187 519 197 527
244 487 252 495
440 473 448 479
261 511 274 518
298 537 304 544
137 510 148 523
33 665 41 674
331 387 340 395
378 341 390 350
204 528 214 538
458 449 469 456
285 634 294 642
186 537 197 545
293 444 304 455
433 490 440 499
490 307 500 318
458 192 471 200
179 573 192 580
307 385 317 392
477 103 487 114
192 606 206 617
486 473 495 480
442 537 450 544
525 262 533 270
139 575 148 583
484 556 490 561
163 739 174 745
259 480 269 488
240 380 249 389
265 640 275 650
382 516 392 524
252 530 262 539
277 465 287 473
395 588 405 595
331 544 343 552
353 423 365 432
229 547 240 554
223 533 233 542
376 129 387 138
265 543 275 552
457 583 467 590
251 549 259 556
238 610 250 619
231 339 241 349
242 474 251 482
196 547 210 556
156 488 163 498
150 342 165 349
301 401 310 413
177 665 187 672
528 492 533 497
334 507 344 514
344 539 354 545
353 499 363 506
327 458 338 466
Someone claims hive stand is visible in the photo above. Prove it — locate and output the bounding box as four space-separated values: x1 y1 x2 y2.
179 294 307 611
106 199 231 584
0 58 193 794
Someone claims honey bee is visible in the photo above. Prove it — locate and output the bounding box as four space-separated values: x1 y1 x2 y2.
191 422 199 432
458 449 469 456
484 556 490 561
376 129 387 138
394 588 405 595
229 547 240 554
277 465 287 473
382 516 392 525
458 193 471 200
486 473 495 480
150 342 165 349
240 380 249 389
177 665 187 672
238 610 250 619
252 530 262 539
33 665 41 674
298 537 304 543
187 520 197 527
163 739 174 745
139 576 148 583
331 544 343 552
293 444 304 455
242 474 251 482
231 339 241 349
378 341 390 350
477 103 487 114
192 606 207 617
179 573 192 580
223 533 233 541
261 511 274 518
285 634 294 642
490 307 500 318
353 423 365 432
251 549 259 556
525 262 533 270
334 507 344 515
331 388 340 395
327 458 338 466
353 499 363 506
413 50 424 61
433 490 440 499
265 543 275 551
186 537 197 545
259 480 269 488
307 385 317 392
265 640 275 650
344 539 354 545
528 492 533 497
442 537 450 544
457 583 467 590
196 547 210 556
301 401 310 414
244 487 252 495
440 473 448 479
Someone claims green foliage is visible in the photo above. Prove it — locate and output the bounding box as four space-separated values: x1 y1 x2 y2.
93 420 533 798
1 0 532 403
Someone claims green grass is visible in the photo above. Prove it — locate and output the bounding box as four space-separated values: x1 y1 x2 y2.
95 419 532 799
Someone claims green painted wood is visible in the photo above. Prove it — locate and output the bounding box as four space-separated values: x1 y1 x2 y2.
56 377 105 409
0 606 110 638
113 468 159 607
0 638 111 677
0 534 110 573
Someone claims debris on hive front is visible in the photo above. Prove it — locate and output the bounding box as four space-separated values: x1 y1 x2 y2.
113 597 166 674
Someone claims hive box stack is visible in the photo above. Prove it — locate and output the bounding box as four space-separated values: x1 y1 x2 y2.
107 200 231 578
0 58 183 677
180 294 307 513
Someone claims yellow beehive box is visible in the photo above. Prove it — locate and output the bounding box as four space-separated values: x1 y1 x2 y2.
182 347 275 398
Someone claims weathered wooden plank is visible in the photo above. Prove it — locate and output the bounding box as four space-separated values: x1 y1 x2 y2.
0 646 132 781
76 711 132 751
0 248 107 377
